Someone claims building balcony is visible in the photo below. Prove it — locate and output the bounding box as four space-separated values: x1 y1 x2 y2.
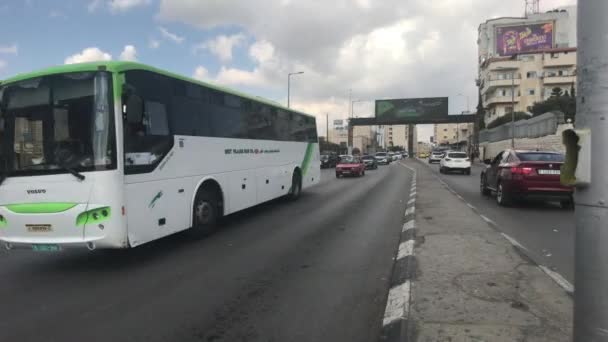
543 56 576 68
481 77 521 94
487 60 519 71
543 75 576 85
484 95 520 107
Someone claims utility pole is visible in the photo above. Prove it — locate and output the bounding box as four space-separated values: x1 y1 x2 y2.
326 113 329 144
574 1 608 341
510 72 515 148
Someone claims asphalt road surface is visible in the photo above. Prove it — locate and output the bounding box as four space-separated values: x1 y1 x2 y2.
424 160 574 284
0 164 412 342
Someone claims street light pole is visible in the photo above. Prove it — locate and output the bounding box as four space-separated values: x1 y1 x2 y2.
287 71 304 108
510 72 515 148
574 1 608 340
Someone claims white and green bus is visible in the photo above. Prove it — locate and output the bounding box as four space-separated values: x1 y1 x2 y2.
0 62 320 250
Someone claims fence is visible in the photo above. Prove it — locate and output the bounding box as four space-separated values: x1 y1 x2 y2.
479 111 565 143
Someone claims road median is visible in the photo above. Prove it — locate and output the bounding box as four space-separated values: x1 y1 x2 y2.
404 160 572 341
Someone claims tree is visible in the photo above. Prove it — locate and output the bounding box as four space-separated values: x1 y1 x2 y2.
529 86 576 122
352 147 361 155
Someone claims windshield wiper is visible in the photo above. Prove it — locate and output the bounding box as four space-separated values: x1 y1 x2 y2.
22 161 86 181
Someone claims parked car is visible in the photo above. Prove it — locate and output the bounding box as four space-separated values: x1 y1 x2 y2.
320 154 339 168
418 152 429 158
480 150 574 208
361 155 378 170
440 151 471 175
428 150 445 163
336 156 366 178
387 152 396 162
401 151 409 158
375 152 391 165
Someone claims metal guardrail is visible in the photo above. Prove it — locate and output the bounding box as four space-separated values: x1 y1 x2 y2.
479 111 565 143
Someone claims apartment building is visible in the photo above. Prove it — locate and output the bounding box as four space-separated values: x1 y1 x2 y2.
434 123 474 146
384 125 417 150
477 7 576 125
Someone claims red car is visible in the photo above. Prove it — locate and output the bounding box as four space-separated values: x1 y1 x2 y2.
335 156 366 178
480 150 574 208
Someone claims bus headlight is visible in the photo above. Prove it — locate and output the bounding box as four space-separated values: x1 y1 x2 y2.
76 207 111 226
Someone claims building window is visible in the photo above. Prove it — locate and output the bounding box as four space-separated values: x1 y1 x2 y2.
558 70 567 76
551 52 559 59
443 128 448 131
526 71 537 78
527 89 536 95
505 106 513 113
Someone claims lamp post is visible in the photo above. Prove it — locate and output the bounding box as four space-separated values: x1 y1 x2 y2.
287 71 304 108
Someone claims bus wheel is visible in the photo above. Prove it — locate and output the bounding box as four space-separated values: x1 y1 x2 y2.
192 189 219 236
288 171 302 201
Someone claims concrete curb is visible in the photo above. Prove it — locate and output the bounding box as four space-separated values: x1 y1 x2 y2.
379 163 417 342
414 158 574 296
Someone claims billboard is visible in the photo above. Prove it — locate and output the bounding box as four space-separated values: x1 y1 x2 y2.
375 97 448 122
495 22 554 56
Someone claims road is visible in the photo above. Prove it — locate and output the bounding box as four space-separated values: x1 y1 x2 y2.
423 160 575 284
0 164 412 342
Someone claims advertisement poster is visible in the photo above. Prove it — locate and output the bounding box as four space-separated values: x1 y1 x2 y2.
496 22 554 56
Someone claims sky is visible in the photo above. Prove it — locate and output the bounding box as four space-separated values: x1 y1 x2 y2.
0 0 576 142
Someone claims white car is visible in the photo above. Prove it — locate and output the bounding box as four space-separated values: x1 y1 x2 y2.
439 151 471 175
428 151 445 163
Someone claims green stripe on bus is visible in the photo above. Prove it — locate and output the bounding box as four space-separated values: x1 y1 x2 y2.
5 203 78 214
300 143 315 176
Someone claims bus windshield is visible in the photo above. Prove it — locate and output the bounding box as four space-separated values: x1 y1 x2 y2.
0 72 116 177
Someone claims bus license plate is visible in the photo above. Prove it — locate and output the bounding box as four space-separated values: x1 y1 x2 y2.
26 224 52 233
32 244 61 252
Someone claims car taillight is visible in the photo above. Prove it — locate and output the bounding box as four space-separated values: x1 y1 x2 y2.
511 166 535 175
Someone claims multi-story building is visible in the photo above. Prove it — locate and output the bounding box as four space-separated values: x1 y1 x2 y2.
384 125 417 151
477 7 576 125
434 123 474 146
353 125 375 154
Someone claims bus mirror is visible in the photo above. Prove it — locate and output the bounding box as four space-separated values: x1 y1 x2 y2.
125 94 144 124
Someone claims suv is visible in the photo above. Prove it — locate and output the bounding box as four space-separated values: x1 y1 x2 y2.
361 155 378 170
440 151 471 175
375 152 390 165
428 150 445 163
480 150 574 208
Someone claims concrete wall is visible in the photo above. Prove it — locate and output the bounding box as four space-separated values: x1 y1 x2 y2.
480 123 572 160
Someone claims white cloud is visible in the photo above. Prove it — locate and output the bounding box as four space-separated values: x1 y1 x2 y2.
149 38 160 49
215 66 268 88
65 47 112 64
49 10 67 18
0 44 18 55
109 0 150 12
0 59 7 70
159 0 578 140
159 26 184 44
194 33 246 63
119 45 137 61
87 0 103 12
193 66 209 81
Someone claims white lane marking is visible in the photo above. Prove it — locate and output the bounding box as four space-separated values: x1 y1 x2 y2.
409 191 417 198
539 265 574 293
500 233 528 251
407 198 415 205
382 281 411 326
405 206 415 216
479 214 496 225
399 163 416 172
466 203 477 210
411 186 417 192
456 194 464 200
402 220 415 232
397 240 415 260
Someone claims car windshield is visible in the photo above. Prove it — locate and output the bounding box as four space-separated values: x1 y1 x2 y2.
0 72 116 177
321 155 329 160
517 152 565 162
375 153 387 157
447 152 467 158
340 156 355 163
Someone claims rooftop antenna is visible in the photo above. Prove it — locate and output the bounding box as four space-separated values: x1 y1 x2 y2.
525 0 540 16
